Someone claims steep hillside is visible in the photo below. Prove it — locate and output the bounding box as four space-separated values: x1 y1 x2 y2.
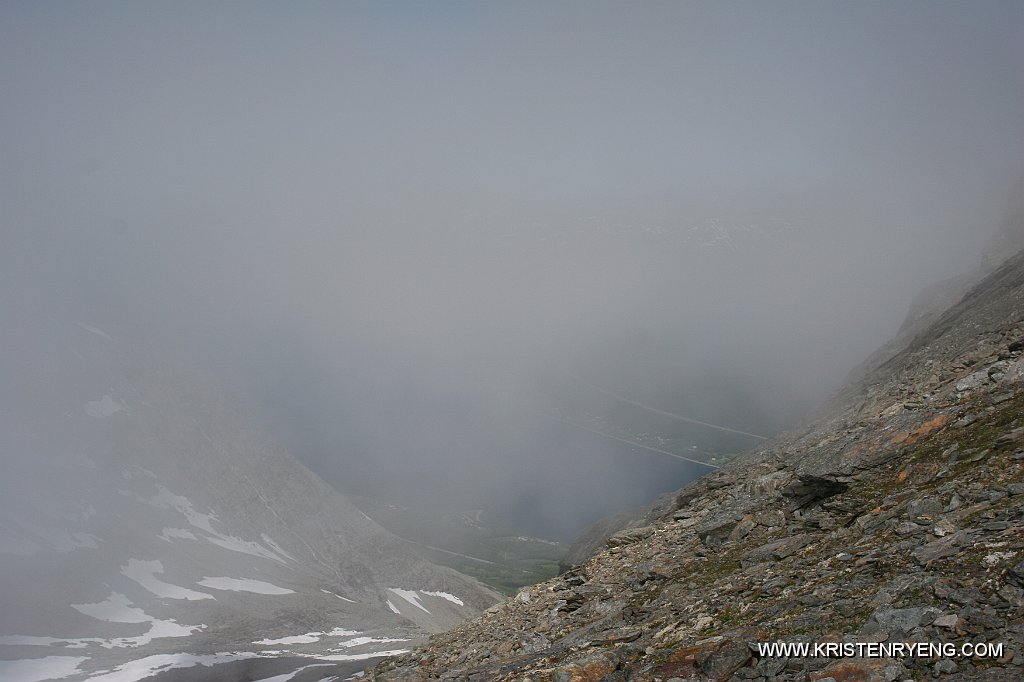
367 251 1024 680
0 318 499 681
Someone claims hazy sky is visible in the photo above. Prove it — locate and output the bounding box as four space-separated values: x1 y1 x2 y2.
4 2 1023 536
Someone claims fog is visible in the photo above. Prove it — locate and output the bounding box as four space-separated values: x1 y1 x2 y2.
4 2 1024 539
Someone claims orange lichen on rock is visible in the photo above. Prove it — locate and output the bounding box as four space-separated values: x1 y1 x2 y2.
889 414 949 446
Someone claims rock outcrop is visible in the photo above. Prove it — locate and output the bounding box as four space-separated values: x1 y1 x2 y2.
367 250 1024 680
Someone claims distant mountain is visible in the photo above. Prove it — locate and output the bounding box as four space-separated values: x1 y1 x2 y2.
0 318 498 681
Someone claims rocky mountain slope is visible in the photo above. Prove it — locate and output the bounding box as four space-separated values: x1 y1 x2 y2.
367 249 1024 681
0 317 499 682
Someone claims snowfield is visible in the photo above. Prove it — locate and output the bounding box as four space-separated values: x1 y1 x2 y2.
197 576 295 594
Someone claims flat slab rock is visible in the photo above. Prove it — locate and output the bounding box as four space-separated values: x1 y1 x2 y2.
741 533 815 566
607 525 656 547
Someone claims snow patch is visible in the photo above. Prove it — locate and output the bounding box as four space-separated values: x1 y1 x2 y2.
387 588 430 613
261 534 297 562
303 650 408 662
83 652 258 682
385 600 400 614
253 664 336 682
253 628 358 646
0 656 87 681
321 589 356 603
70 592 150 623
0 592 206 649
84 395 127 418
121 559 215 600
254 634 320 645
142 485 291 564
198 577 294 594
421 590 464 606
332 636 408 649
158 527 197 542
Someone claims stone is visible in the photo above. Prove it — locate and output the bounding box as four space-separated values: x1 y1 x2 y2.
1008 560 1024 587
697 638 753 680
933 614 959 629
781 475 849 509
551 652 619 682
728 514 757 541
741 534 814 566
697 514 744 547
904 497 942 518
758 509 787 527
956 370 990 392
870 606 941 634
911 531 973 565
756 655 787 677
607 526 655 547
811 658 904 682
590 627 642 645
656 637 751 681
994 427 1024 450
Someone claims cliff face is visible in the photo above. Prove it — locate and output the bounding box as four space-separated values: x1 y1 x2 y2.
368 251 1024 681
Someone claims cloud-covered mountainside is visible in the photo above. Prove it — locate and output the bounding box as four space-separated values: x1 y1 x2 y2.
367 245 1024 681
0 318 498 682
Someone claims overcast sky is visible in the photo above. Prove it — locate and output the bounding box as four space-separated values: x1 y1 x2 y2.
4 1 1023 536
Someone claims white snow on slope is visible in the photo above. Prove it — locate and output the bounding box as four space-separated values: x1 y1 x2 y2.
1 592 205 650
121 559 215 600
387 588 429 613
84 652 259 682
253 628 358 646
142 485 292 564
69 592 150 623
72 593 204 648
421 590 464 606
332 636 408 649
198 577 294 594
158 527 197 542
302 650 408 662
254 663 336 682
0 656 87 681
261 533 297 562
254 633 321 645
385 600 400 614
385 585 432 610
76 643 408 681
321 589 356 603
84 395 127 418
